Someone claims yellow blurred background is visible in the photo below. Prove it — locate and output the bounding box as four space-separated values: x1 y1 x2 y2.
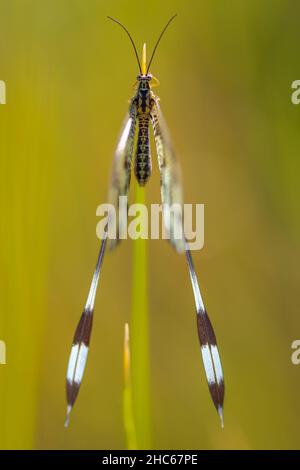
0 0 300 449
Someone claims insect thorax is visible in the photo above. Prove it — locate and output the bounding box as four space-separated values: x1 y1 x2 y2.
135 77 154 115
134 78 154 186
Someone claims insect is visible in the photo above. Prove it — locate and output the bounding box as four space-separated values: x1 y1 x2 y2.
65 15 225 428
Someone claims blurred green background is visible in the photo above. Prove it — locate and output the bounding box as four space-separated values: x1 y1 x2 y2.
0 0 300 450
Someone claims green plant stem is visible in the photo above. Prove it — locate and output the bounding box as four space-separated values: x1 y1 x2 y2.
123 323 138 450
131 184 151 449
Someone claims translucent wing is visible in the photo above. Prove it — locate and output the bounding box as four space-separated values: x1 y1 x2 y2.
107 99 137 250
151 98 185 252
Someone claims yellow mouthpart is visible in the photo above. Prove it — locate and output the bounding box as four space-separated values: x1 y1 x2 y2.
141 43 147 75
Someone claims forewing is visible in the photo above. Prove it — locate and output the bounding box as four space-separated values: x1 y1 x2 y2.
151 99 185 252
107 99 137 250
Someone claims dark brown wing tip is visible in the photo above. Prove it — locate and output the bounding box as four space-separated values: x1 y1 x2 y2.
196 309 217 346
73 310 93 346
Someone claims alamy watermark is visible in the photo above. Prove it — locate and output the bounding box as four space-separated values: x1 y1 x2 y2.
0 80 6 104
291 80 300 105
291 340 300 365
0 340 6 364
0 79 6 358
96 197 204 250
0 81 6 360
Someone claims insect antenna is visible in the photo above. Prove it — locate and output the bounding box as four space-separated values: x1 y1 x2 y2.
107 16 142 73
147 14 177 73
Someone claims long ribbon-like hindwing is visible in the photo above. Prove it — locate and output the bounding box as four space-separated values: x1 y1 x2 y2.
151 96 225 424
185 245 225 426
65 229 107 426
65 96 137 425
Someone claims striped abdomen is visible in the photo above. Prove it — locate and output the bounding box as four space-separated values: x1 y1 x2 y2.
135 114 152 186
